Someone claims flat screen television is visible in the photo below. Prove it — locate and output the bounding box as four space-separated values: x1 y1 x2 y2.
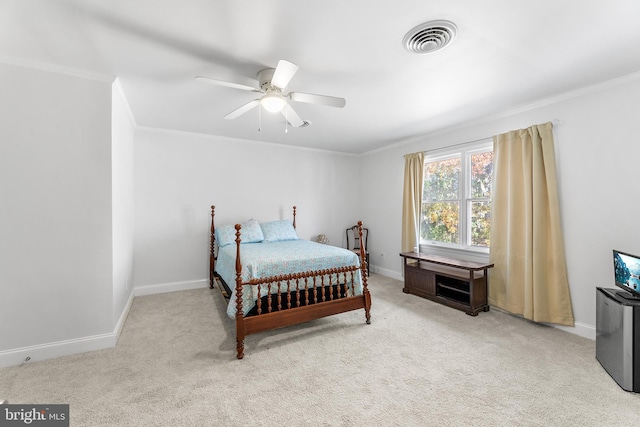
613 249 640 300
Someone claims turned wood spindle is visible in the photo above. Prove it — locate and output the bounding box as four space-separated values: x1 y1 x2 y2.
292 205 297 229
234 224 245 359
277 282 283 311
210 205 216 288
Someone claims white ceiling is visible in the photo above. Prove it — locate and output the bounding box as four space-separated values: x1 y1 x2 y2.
2 0 640 154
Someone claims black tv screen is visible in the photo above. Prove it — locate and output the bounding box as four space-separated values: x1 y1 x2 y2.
613 250 640 298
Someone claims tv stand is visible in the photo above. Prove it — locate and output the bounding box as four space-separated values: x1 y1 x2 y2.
399 252 493 316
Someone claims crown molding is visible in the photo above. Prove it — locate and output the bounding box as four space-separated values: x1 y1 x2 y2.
363 70 640 156
136 124 359 157
0 54 114 83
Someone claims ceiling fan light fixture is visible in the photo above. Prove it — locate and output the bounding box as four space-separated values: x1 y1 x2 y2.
260 92 286 113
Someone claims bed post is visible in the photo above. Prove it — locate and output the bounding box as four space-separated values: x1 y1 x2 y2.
234 224 246 359
292 205 297 229
358 221 372 325
210 205 216 289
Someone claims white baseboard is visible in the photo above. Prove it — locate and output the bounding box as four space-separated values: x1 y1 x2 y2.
550 321 596 341
371 265 403 281
134 279 208 296
0 332 117 369
372 268 596 340
0 281 206 367
0 290 135 369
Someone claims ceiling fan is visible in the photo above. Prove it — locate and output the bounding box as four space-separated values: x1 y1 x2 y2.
195 60 346 127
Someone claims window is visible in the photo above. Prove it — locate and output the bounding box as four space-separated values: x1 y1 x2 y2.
421 141 493 252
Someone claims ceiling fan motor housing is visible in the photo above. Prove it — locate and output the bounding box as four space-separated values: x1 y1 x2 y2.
258 68 277 91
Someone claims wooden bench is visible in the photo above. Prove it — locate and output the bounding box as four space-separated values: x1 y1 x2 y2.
399 252 494 316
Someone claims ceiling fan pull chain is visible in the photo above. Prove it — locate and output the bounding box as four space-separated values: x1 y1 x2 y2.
258 105 262 132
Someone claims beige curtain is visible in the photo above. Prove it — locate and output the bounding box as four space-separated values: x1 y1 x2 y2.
489 122 574 326
401 152 424 253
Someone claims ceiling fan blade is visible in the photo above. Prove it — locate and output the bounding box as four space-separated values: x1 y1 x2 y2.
289 92 346 108
225 100 260 120
282 104 304 127
195 76 259 92
271 60 299 89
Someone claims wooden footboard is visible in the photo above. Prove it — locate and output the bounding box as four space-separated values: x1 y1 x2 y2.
233 222 370 360
234 262 371 359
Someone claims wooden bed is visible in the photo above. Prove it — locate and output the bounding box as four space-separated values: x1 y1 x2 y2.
209 205 372 359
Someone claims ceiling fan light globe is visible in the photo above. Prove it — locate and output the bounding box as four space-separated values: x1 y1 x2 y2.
261 93 286 113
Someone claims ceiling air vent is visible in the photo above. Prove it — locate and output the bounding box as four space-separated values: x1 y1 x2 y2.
402 20 457 54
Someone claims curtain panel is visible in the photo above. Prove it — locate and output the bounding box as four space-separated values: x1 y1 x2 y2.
489 122 574 326
401 152 424 253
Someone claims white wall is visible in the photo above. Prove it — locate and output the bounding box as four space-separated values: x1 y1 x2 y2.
133 128 362 292
360 72 640 339
0 62 115 365
111 80 135 328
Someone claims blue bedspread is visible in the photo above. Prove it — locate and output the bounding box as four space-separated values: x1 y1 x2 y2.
216 240 362 318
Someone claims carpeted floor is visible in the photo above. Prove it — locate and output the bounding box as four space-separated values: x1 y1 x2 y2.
1 274 639 426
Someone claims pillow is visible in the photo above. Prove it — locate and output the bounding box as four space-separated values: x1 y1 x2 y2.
215 218 264 247
214 223 236 247
240 218 264 243
260 220 298 242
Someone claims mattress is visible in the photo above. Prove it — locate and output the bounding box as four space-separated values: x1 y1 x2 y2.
216 239 362 317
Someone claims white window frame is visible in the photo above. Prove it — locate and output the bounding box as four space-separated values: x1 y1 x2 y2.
421 139 493 256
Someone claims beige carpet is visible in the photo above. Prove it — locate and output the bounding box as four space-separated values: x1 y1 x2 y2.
1 275 639 426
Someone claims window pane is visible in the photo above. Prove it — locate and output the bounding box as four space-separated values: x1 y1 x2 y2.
423 157 460 201
470 201 491 247
470 151 493 199
421 201 459 244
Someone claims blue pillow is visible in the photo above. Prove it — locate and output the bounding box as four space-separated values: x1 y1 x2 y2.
260 220 298 242
214 224 236 247
215 218 264 247
240 218 264 243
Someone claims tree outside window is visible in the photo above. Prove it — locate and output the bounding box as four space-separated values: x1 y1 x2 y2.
469 151 492 247
421 143 492 250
